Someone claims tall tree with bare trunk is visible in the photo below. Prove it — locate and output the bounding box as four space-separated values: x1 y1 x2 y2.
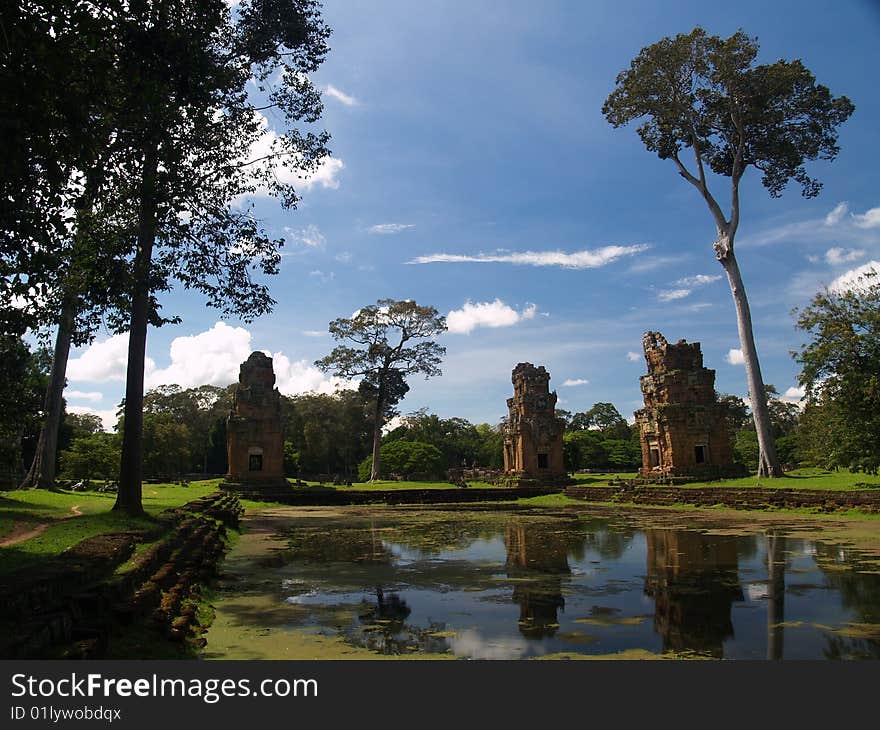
603 27 854 476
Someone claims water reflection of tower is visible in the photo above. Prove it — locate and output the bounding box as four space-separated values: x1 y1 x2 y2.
766 532 786 660
505 522 571 638
644 530 744 657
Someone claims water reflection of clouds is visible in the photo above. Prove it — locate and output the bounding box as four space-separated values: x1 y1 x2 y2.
449 629 530 660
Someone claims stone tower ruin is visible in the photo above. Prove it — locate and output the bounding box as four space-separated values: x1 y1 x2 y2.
502 363 567 485
635 332 740 479
224 351 286 491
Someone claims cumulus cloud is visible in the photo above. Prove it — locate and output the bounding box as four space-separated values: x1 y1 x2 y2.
271 352 352 396
853 207 880 229
64 390 103 403
626 351 641 362
70 322 348 397
825 247 864 265
446 300 537 335
324 84 358 106
726 348 745 366
824 202 848 226
241 112 344 198
561 378 589 387
369 223 415 234
410 244 650 269
828 261 880 294
781 386 805 404
68 333 156 384
145 322 252 389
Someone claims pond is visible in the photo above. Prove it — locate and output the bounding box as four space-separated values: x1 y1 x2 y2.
202 505 880 660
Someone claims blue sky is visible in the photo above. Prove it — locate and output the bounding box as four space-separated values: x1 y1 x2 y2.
65 0 880 429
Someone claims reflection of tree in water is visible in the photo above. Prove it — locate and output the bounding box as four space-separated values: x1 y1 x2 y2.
505 521 578 638
813 543 880 659
351 587 450 655
644 530 743 658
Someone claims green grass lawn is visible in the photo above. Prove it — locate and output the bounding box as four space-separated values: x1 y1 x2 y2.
0 480 219 575
676 468 880 491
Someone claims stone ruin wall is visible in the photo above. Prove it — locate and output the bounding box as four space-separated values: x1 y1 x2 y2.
502 362 567 484
635 332 740 479
225 351 285 484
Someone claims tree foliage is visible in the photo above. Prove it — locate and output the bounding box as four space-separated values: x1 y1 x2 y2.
316 299 447 481
794 274 880 472
358 441 445 482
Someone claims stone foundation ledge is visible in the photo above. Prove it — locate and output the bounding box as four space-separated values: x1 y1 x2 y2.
0 491 243 659
229 486 563 505
564 485 880 513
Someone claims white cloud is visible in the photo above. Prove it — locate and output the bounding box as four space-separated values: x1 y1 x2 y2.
324 84 358 106
781 386 805 404
66 406 118 432
824 202 848 226
68 322 349 398
675 274 722 287
64 390 103 403
300 156 344 191
561 378 589 387
68 333 156 384
726 348 745 366
335 252 352 263
853 207 880 229
145 322 252 389
241 112 344 198
658 288 691 302
309 269 335 282
301 330 326 337
658 273 721 302
286 224 326 248
446 300 537 335
742 202 880 247
410 244 650 269
825 247 864 265
369 223 415 234
271 352 353 396
828 261 880 294
626 351 641 362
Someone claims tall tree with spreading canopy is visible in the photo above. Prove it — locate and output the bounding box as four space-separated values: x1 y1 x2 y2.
102 0 331 514
602 27 854 476
316 300 447 481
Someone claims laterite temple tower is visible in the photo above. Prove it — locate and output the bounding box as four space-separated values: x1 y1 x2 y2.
502 363 567 485
224 351 286 491
635 332 740 479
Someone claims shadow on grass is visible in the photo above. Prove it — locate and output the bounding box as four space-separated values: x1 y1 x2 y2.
0 510 165 577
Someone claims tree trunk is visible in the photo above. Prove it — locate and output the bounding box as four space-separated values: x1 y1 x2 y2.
719 249 783 477
19 299 76 490
114 144 159 516
369 397 383 482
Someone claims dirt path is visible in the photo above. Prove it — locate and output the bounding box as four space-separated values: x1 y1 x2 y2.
0 504 83 548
